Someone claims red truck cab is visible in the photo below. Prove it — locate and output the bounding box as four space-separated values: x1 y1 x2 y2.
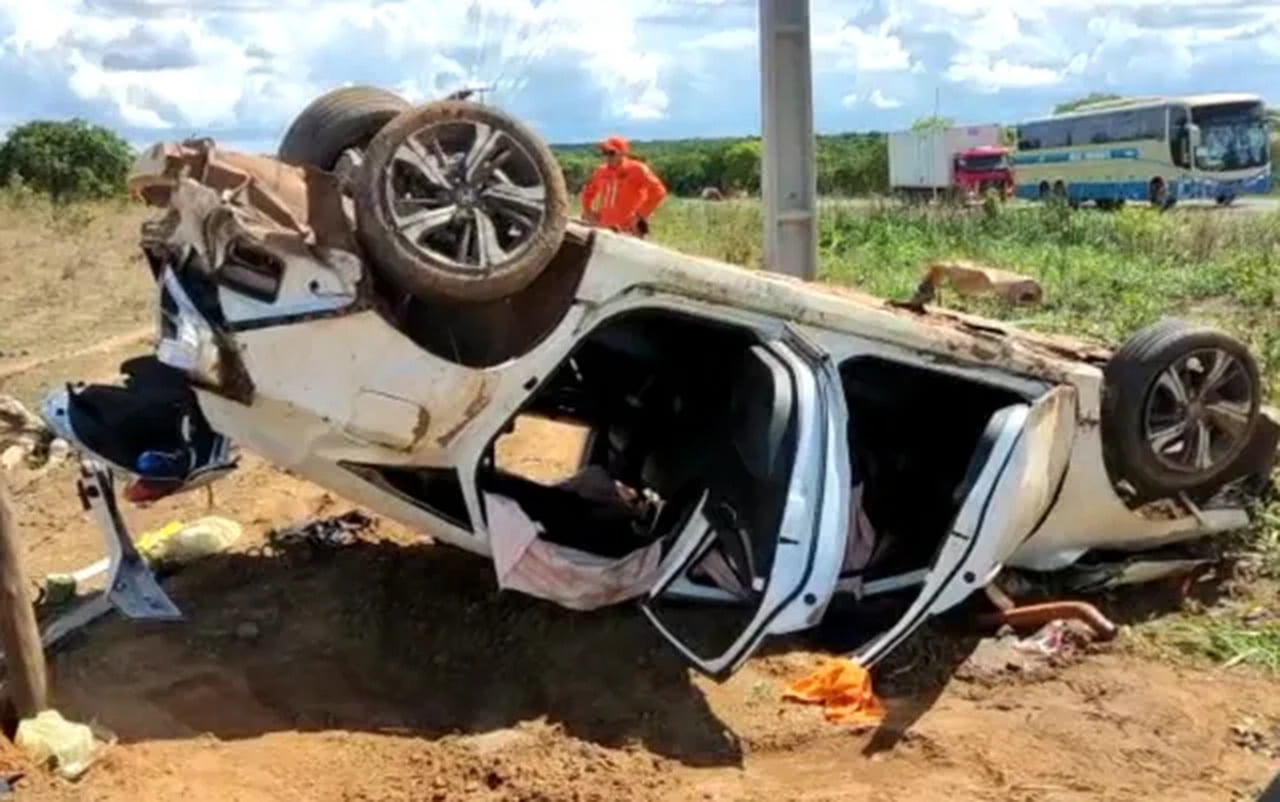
953 145 1014 199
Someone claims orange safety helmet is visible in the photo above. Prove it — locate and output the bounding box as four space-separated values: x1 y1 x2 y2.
598 135 630 156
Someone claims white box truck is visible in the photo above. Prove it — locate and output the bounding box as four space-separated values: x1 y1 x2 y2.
888 124 1013 201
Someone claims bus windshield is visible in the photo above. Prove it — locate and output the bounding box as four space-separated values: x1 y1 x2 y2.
1191 101 1269 172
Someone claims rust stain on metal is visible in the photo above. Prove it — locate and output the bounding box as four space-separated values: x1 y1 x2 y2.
435 380 493 448
412 406 432 446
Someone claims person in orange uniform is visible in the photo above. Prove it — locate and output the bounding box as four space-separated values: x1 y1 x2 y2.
580 136 668 238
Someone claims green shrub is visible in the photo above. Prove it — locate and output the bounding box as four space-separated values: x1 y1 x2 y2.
0 119 133 202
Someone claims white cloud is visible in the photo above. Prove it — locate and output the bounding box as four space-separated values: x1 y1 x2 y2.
0 0 680 142
3 0 1280 147
944 54 1065 92
814 21 913 73
868 89 902 109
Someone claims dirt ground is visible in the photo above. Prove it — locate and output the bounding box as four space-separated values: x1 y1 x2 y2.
2 202 1280 801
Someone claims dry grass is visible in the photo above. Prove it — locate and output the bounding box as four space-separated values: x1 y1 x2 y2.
0 194 154 363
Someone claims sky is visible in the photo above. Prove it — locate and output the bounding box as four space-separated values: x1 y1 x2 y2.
1 0 1278 153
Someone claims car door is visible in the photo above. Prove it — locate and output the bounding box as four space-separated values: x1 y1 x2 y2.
640 326 851 680
855 384 1076 666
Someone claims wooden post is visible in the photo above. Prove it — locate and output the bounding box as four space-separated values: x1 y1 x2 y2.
0 472 48 720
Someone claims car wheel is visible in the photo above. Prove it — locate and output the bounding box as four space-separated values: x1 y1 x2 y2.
1102 318 1262 501
277 86 411 174
353 100 569 303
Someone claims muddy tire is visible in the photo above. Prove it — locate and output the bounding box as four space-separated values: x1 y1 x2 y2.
1101 319 1261 501
353 100 568 303
277 86 411 171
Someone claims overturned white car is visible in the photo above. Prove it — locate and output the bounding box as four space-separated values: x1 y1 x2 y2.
42 88 1278 679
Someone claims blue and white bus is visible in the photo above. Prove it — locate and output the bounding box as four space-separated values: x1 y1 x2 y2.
1013 94 1272 208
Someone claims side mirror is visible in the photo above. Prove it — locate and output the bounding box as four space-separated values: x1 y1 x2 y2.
1188 123 1202 152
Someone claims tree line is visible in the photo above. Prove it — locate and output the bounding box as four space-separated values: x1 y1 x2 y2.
554 133 890 197
2 92 1278 202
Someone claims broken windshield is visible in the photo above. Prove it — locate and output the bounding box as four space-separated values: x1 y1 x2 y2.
1191 101 1269 172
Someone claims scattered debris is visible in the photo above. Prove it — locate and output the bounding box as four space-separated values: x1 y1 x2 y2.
266 510 376 550
0 395 69 490
38 516 242 606
137 516 242 567
896 260 1044 312
957 619 1097 684
234 621 261 642
978 600 1119 642
14 710 107 781
1232 718 1280 764
782 657 886 728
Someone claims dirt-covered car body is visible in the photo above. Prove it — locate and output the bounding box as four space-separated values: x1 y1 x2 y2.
43 122 1278 679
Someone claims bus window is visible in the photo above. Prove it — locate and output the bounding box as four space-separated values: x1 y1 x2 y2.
1170 106 1190 168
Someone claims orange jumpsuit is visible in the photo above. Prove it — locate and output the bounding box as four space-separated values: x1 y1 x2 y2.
581 157 668 232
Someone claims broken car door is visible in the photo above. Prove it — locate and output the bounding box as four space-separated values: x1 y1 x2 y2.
855 384 1076 666
641 328 851 679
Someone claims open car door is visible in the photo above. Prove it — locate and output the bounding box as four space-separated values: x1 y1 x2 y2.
855 384 1076 666
640 328 851 680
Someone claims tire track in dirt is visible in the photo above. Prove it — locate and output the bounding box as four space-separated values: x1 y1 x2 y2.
0 325 152 382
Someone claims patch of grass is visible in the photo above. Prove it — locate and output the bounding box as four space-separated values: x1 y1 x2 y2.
0 188 154 364
1155 617 1280 672
1131 486 1280 672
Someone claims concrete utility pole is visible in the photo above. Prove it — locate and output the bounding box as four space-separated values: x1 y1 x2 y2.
759 0 818 281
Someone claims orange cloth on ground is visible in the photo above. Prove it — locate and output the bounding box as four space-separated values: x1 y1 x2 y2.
580 156 668 230
782 657 886 727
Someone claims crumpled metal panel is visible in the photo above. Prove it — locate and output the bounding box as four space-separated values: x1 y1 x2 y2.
129 138 358 264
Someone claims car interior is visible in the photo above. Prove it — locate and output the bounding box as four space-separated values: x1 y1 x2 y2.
837 355 1028 586
477 309 797 581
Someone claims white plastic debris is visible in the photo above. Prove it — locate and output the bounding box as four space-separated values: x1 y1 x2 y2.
15 710 98 780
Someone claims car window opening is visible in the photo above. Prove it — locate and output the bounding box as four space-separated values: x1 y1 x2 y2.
840 357 1025 579
480 310 764 558
475 310 801 621
799 357 1027 650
